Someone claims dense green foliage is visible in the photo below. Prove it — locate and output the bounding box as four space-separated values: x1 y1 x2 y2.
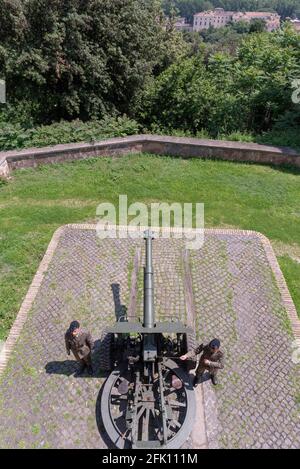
0 0 186 124
0 116 140 150
0 115 299 152
139 27 300 137
0 154 299 339
182 19 269 58
0 1 299 148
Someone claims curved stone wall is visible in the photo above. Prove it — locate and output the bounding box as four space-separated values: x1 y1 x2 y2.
0 134 299 178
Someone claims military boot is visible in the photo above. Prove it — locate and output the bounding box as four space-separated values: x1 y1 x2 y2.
211 374 218 385
87 364 94 376
75 362 86 377
193 374 203 388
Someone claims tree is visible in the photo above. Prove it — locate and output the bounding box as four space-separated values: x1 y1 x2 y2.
0 0 187 124
162 0 300 20
232 20 251 33
162 0 214 23
139 26 300 135
249 18 267 32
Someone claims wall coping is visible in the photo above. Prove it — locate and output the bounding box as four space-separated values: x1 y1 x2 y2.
1 134 299 158
0 134 299 178
0 135 147 160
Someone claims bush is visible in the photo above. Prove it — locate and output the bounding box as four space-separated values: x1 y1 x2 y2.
0 0 178 123
0 116 141 151
139 27 300 137
218 131 255 143
257 129 300 151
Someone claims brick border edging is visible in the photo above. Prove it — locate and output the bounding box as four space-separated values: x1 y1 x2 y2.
0 226 64 376
259 233 300 343
0 224 299 379
1 134 300 178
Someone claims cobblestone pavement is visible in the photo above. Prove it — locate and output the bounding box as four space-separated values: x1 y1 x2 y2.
0 226 299 449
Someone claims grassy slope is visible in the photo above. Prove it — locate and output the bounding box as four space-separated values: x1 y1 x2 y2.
0 153 299 339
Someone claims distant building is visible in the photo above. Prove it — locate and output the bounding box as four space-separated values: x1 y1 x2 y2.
232 11 280 31
287 18 300 32
174 17 193 32
193 8 233 31
193 8 280 32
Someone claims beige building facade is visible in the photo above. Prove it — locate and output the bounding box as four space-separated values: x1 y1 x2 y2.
174 17 193 32
193 8 280 32
288 18 300 32
193 8 233 30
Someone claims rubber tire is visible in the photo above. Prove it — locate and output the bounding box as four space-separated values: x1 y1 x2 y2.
99 331 115 371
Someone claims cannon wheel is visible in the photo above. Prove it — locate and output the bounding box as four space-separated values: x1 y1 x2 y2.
100 359 196 449
99 331 115 371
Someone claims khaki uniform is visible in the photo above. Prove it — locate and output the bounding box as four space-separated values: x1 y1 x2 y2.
187 343 224 379
65 329 94 367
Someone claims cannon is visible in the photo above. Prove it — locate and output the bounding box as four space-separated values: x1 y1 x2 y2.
99 230 197 449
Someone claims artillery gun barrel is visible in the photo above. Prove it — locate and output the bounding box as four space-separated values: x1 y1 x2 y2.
100 229 197 448
143 230 155 329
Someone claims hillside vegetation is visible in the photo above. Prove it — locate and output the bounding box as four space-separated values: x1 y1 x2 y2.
0 1 299 150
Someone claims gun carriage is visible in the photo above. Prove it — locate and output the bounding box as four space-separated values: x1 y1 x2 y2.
99 230 197 449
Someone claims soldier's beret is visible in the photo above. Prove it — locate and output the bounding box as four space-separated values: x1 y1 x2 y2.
209 338 220 349
69 320 80 332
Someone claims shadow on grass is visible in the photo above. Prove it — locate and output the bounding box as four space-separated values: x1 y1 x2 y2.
199 156 300 176
268 163 300 176
164 151 300 176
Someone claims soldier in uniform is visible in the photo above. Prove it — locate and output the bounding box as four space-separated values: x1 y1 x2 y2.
65 320 94 376
180 338 224 386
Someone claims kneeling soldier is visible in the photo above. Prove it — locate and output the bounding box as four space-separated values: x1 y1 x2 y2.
65 321 94 376
180 338 224 386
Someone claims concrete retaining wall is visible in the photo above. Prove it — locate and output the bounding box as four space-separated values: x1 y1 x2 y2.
0 134 299 179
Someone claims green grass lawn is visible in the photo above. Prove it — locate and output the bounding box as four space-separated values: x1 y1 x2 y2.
0 153 299 340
